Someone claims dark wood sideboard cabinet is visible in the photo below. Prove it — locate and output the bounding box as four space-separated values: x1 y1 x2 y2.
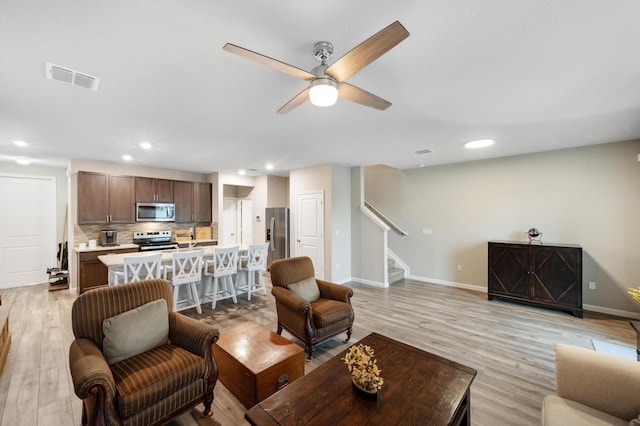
488 241 583 317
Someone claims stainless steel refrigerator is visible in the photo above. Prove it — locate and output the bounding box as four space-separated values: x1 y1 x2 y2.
265 207 289 269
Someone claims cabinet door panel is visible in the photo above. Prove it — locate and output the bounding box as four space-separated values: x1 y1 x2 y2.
109 175 135 223
532 246 582 307
155 179 174 202
174 181 194 222
488 244 530 298
194 182 212 222
135 177 155 203
78 172 108 224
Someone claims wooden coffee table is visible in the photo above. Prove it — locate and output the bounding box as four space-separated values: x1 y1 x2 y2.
212 321 305 409
245 332 477 426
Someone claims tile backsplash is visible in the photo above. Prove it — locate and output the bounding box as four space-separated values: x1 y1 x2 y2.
74 222 218 246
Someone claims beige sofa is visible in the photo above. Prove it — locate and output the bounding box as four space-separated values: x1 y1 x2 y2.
542 343 640 425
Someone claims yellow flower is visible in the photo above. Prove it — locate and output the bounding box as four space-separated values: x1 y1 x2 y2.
342 343 384 391
629 287 640 303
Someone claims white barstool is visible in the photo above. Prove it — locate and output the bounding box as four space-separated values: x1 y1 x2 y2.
236 243 269 300
203 246 239 309
163 250 204 314
110 253 163 285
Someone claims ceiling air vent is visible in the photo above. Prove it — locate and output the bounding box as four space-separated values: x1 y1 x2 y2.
45 62 100 91
414 149 432 155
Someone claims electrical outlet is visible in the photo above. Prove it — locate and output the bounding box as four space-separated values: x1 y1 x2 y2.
589 281 596 290
422 228 433 235
457 265 462 271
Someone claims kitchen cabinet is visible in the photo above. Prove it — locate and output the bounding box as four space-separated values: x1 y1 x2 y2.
488 241 583 317
174 181 212 222
194 182 212 222
77 172 135 224
135 177 174 203
77 247 138 293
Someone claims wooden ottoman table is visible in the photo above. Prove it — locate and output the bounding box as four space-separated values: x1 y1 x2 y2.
213 320 305 408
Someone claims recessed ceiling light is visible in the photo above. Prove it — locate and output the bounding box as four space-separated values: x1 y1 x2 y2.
238 169 246 176
16 158 30 165
464 139 494 149
122 154 133 161
265 164 274 170
13 140 28 147
139 141 151 150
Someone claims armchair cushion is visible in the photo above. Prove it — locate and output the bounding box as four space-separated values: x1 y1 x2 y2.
112 344 204 418
288 276 320 302
102 299 169 365
311 299 354 329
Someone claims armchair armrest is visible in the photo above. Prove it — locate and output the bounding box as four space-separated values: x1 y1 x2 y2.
317 279 353 303
272 286 311 313
555 343 640 420
69 338 116 425
168 312 219 357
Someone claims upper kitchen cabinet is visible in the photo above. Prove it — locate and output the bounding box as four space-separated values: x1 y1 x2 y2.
135 177 174 203
194 182 212 222
174 181 212 223
78 171 135 224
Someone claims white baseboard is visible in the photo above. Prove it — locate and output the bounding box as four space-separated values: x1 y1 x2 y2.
409 274 486 293
409 275 640 320
583 304 640 320
348 277 388 288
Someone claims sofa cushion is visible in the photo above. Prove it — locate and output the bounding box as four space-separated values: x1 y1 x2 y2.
102 299 169 365
288 276 320 302
111 344 205 418
311 298 353 329
541 395 628 426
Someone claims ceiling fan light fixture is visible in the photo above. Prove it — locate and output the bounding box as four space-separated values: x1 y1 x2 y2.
309 78 338 107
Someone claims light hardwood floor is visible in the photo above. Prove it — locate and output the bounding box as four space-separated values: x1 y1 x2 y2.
0 278 635 425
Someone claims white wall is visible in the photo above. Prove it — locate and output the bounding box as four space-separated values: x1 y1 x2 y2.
331 166 352 283
364 140 640 316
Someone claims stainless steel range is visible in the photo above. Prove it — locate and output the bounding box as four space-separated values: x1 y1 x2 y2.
133 231 179 252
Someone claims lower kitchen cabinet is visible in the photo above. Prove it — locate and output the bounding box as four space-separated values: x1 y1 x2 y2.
77 247 138 294
488 241 583 317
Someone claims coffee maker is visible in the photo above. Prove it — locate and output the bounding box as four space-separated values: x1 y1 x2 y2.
101 230 118 246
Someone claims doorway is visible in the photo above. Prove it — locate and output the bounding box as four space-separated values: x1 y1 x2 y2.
295 191 324 279
0 174 56 288
222 197 253 246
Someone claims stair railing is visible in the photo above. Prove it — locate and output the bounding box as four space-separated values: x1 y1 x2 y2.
364 200 408 236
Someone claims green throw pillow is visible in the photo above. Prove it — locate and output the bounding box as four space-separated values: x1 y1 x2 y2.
288 276 320 302
102 299 169 365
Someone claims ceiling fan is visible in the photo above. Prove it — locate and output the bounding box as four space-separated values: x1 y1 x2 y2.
223 21 409 114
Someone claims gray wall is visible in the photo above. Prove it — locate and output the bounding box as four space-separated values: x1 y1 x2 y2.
365 140 640 316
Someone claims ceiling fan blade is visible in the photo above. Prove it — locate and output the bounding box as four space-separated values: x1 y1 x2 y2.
338 82 392 110
325 21 409 82
223 43 316 81
277 87 310 114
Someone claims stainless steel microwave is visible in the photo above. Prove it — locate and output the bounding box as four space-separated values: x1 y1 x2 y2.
136 202 175 222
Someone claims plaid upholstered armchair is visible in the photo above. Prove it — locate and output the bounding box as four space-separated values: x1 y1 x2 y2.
270 256 354 359
68 279 219 426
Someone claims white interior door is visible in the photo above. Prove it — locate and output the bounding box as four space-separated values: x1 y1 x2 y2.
296 191 324 279
222 197 237 246
240 199 253 245
0 175 56 288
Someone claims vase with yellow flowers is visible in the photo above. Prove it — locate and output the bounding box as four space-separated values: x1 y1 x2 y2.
342 343 384 399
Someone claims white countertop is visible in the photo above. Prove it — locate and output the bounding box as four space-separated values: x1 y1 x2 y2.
98 244 248 267
74 243 139 253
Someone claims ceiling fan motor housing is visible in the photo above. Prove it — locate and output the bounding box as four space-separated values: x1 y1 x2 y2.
313 41 334 64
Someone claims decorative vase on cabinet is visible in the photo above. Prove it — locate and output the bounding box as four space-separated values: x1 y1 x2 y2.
488 241 583 317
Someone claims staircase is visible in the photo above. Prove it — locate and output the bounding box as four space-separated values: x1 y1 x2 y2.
388 257 405 284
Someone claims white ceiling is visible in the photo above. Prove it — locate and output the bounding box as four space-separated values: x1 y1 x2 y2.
2 1 640 176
